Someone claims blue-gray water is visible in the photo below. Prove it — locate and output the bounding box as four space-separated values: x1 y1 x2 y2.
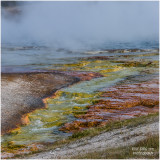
2 40 159 73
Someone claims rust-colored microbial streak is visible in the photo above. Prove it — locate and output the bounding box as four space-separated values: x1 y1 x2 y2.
60 79 159 132
42 92 57 108
21 114 30 125
53 71 103 81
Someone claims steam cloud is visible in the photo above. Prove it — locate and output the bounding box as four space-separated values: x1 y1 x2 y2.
1 1 159 50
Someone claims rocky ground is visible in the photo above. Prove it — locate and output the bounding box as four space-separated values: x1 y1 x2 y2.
28 118 159 159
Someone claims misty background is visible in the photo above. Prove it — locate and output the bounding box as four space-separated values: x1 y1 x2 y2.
2 1 159 50
1 1 159 72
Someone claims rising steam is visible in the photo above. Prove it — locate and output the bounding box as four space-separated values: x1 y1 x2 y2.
1 1 159 50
